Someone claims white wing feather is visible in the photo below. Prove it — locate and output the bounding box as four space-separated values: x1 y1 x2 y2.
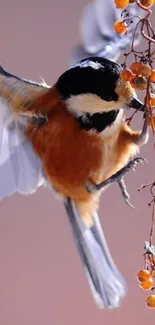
0 69 48 200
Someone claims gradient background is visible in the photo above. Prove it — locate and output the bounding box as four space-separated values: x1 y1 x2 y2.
0 1 155 324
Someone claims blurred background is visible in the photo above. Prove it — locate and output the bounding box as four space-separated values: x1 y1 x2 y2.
0 1 155 324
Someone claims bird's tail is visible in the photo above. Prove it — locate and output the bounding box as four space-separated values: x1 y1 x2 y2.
64 197 127 309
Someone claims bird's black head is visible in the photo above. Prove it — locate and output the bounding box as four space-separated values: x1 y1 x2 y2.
56 56 143 116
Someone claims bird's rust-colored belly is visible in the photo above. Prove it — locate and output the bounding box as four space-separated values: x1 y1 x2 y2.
26 108 139 200
25 108 103 199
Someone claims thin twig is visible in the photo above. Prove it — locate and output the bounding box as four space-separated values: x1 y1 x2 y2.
150 200 155 245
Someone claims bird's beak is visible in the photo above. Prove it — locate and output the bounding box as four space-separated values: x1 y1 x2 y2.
128 97 144 111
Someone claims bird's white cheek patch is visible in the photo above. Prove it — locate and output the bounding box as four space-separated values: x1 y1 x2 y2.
66 93 125 116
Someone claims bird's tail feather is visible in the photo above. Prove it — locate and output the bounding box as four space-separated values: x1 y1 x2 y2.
64 197 127 309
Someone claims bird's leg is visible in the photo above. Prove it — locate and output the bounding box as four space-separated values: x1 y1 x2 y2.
86 157 147 198
116 113 149 206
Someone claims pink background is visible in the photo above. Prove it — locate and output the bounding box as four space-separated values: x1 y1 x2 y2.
0 1 155 324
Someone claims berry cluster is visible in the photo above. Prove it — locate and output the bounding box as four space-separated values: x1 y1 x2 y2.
120 62 155 92
113 0 155 121
113 0 155 309
114 0 155 36
137 268 155 308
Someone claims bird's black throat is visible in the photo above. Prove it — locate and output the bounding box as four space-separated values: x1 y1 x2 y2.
77 109 119 133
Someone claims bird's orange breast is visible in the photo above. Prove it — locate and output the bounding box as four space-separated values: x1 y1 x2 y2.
25 102 104 199
25 101 139 200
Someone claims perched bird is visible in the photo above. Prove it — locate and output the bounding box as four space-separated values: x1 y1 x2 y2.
0 56 149 309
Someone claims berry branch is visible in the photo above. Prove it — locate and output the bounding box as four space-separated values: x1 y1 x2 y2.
114 0 155 309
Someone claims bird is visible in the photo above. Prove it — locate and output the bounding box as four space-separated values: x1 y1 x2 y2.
0 56 149 310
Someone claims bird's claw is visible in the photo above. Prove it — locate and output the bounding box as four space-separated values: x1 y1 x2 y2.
85 157 147 198
123 157 147 174
125 198 136 209
118 179 136 209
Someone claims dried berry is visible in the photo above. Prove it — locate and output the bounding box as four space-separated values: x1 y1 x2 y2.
132 76 148 90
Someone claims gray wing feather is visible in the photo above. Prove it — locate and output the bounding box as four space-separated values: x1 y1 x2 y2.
0 100 45 200
72 0 144 64
0 122 44 200
0 66 48 199
64 198 127 309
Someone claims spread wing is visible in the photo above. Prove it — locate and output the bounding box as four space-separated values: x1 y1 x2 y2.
0 65 50 200
71 0 144 64
0 0 144 201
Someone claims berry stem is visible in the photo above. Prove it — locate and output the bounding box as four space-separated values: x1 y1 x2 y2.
150 200 155 245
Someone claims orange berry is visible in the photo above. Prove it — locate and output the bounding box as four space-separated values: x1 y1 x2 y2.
140 277 154 290
139 64 152 77
151 98 155 107
132 76 148 90
130 76 137 89
146 295 155 309
130 73 137 84
150 70 155 82
130 61 142 74
120 69 133 81
137 269 151 283
114 0 129 8
148 115 155 130
113 20 127 34
139 0 155 7
151 270 155 278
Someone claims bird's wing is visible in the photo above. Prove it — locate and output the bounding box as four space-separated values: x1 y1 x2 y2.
0 65 50 200
71 0 144 64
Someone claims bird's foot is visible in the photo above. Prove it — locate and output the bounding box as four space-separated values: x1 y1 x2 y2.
86 157 147 207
